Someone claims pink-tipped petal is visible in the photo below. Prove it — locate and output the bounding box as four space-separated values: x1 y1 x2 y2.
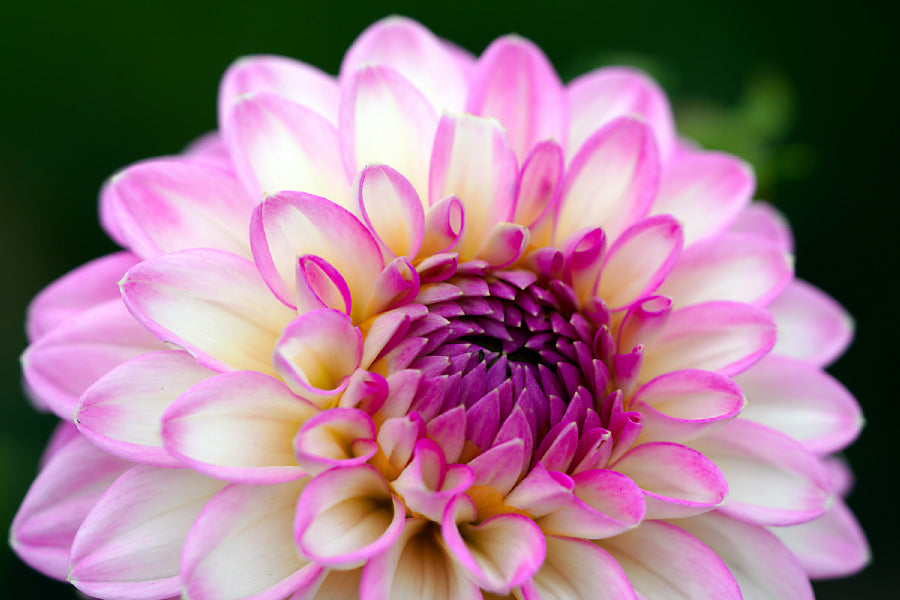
657 233 793 308
536 468 645 539
691 419 833 526
651 150 756 245
641 301 777 381
273 309 363 402
567 66 675 161
182 480 322 600
162 371 317 483
599 520 741 599
736 355 864 454
10 434 132 581
120 249 295 375
528 536 636 600
631 369 745 443
514 140 564 247
340 65 438 199
26 251 139 342
466 35 566 161
769 496 870 579
392 439 474 523
366 257 421 315
557 117 660 244
68 466 225 600
100 158 255 259
729 201 794 252
22 299 164 419
218 54 339 127
295 255 353 315
767 279 854 367
224 92 349 204
617 295 672 352
613 442 728 519
420 195 465 257
340 16 468 113
250 191 383 318
75 350 215 467
429 114 518 259
477 223 530 268
294 464 405 568
678 511 814 600
597 215 683 309
442 495 546 594
294 408 377 476
355 164 425 260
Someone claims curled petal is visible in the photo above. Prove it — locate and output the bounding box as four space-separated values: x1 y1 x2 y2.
162 371 317 483
68 466 225 600
466 35 566 161
477 223 530 268
441 495 546 594
294 464 405 568
420 195 465 257
75 350 215 467
599 520 741 599
617 295 672 352
367 257 421 315
295 255 353 315
294 408 378 476
514 140 564 247
182 480 322 600
612 442 728 519
557 117 660 244
355 164 425 260
392 439 475 522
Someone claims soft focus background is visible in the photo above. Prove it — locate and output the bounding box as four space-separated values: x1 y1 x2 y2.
1 0 896 596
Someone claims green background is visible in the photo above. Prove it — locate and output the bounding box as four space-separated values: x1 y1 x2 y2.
1 0 896 596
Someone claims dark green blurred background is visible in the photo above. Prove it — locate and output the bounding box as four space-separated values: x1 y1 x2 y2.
1 0 896 596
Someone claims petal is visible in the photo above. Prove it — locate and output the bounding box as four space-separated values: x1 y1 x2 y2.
513 140 564 247
294 464 405 568
613 442 728 519
100 158 255 259
354 164 425 260
641 301 776 381
598 520 741 600
182 480 322 600
767 279 854 367
22 299 164 419
736 355 864 454
657 233 793 308
769 497 870 579
678 511 814 600
651 150 755 245
218 54 339 126
729 201 794 252
631 369 745 444
567 66 675 161
26 251 139 342
295 255 353 315
162 371 317 483
597 215 683 309
466 35 566 161
10 433 132 581
690 419 832 526
224 92 349 204
250 191 383 319
392 439 475 522
120 249 295 375
526 535 636 600
293 407 378 476
360 518 482 600
442 495 546 594
340 65 438 199
340 16 468 113
75 350 215 467
429 114 518 259
557 117 660 244
68 466 225 600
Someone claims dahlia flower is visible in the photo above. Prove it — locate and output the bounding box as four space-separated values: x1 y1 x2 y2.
12 15 869 600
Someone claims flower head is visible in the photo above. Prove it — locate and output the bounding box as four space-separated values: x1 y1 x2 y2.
12 16 868 600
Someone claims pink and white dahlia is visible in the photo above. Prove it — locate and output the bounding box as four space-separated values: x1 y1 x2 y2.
12 16 869 600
